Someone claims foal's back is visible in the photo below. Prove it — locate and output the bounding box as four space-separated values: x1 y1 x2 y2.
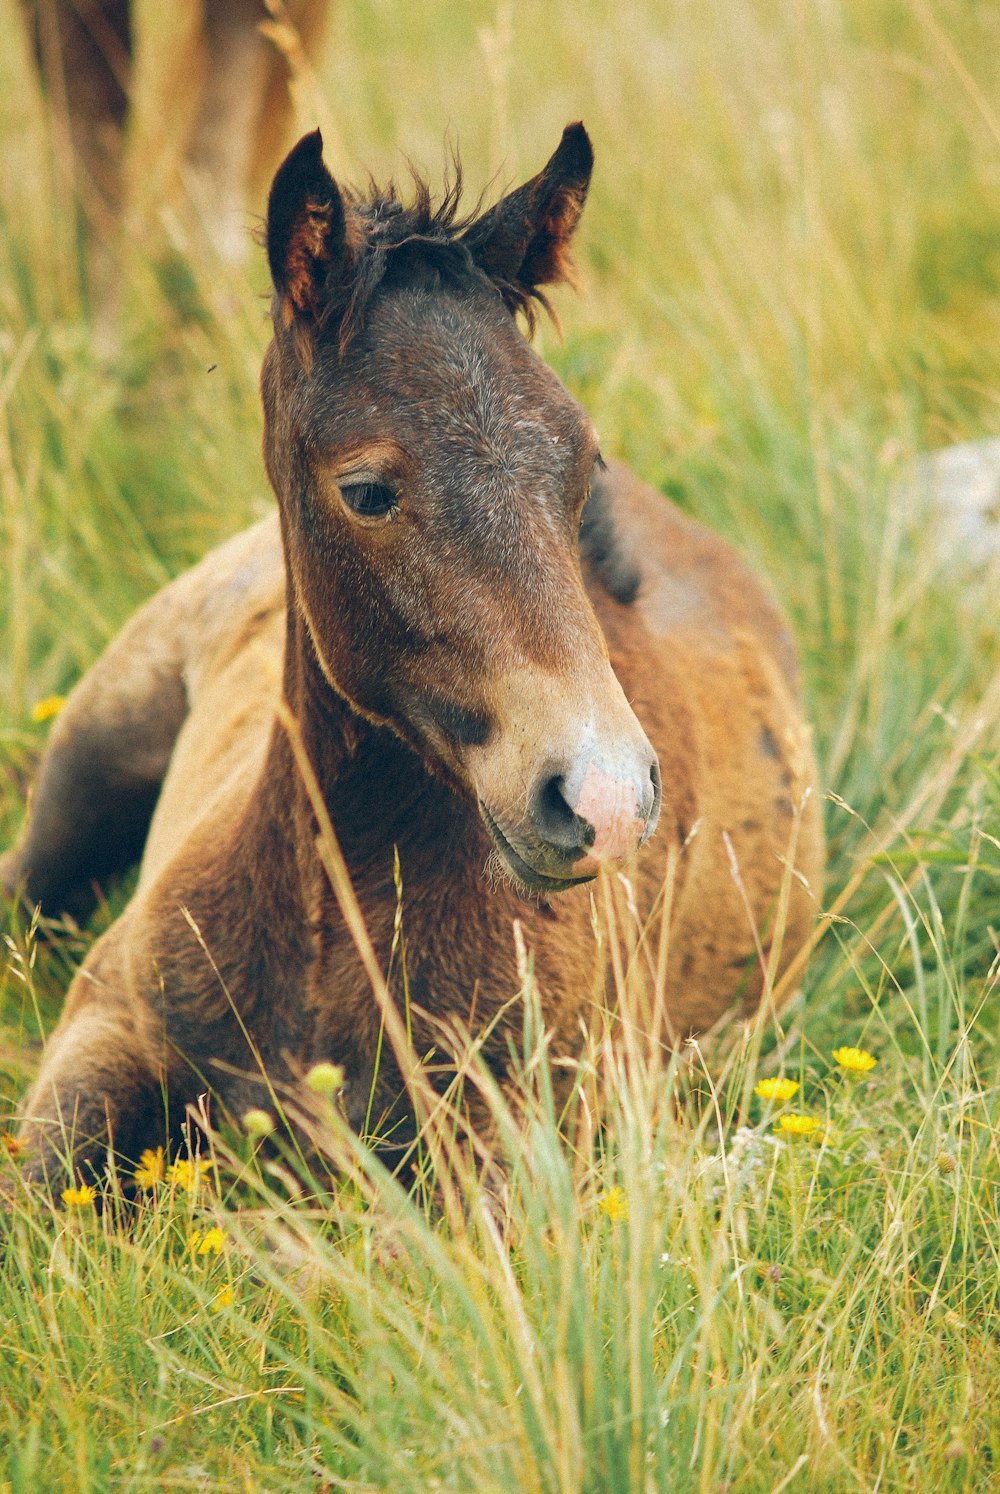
594 464 821 1031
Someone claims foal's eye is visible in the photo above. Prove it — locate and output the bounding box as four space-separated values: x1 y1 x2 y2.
338 480 398 518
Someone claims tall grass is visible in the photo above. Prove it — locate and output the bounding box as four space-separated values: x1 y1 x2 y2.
3 0 1000 1488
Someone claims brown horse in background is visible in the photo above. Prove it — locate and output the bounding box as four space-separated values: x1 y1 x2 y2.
2 124 824 1189
22 0 330 262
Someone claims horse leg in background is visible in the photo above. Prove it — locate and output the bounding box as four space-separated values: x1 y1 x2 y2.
0 585 190 921
21 0 332 277
21 0 133 240
187 0 331 265
247 0 331 210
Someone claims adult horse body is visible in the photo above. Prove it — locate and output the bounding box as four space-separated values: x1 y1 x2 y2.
3 125 823 1185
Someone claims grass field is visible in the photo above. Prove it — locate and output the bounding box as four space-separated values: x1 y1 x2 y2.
3 0 1000 1488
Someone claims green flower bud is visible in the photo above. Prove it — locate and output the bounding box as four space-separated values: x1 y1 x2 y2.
304 1062 345 1095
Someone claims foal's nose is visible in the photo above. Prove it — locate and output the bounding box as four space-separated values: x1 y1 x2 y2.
529 751 661 868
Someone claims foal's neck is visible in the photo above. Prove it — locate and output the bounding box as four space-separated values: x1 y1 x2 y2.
264 607 462 885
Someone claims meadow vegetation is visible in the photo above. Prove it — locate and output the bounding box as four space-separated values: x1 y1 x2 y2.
3 0 1000 1488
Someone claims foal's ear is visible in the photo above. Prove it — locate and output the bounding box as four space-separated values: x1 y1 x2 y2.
463 123 594 308
266 130 353 357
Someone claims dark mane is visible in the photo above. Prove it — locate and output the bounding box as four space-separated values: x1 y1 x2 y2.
580 464 642 605
333 165 559 346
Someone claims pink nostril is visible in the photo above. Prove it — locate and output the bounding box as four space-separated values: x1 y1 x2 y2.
573 762 647 863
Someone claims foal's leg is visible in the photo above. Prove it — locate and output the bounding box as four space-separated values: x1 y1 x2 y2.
9 922 168 1199
1 590 189 919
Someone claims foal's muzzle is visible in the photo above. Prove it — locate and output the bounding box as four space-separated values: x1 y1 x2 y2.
469 658 661 894
531 753 661 867
481 748 661 894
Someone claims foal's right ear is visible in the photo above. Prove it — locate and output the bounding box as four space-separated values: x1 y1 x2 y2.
462 123 594 312
266 130 353 361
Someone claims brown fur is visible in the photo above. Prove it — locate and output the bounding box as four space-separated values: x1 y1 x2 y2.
2 126 824 1190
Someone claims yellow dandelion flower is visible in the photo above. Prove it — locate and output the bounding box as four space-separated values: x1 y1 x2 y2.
832 1046 877 1074
2 1133 25 1157
599 1186 629 1222
167 1156 211 1193
61 1183 97 1208
189 1226 227 1257
304 1062 345 1095
775 1112 822 1137
31 694 66 724
211 1285 234 1312
754 1077 800 1103
134 1147 165 1188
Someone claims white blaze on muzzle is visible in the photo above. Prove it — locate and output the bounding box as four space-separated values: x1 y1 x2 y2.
468 660 660 885
571 759 649 866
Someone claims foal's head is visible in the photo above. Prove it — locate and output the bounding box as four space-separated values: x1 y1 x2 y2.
262 125 660 894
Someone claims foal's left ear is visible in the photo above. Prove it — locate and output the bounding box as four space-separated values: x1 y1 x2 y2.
266 129 354 359
463 123 594 306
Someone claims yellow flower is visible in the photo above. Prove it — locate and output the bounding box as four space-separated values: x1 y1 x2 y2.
775 1112 822 1138
832 1046 877 1074
599 1186 629 1222
2 1133 25 1157
189 1226 227 1257
167 1156 211 1193
304 1062 345 1095
31 694 66 723
242 1109 275 1138
134 1147 165 1188
754 1077 800 1103
211 1285 234 1313
61 1183 97 1208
